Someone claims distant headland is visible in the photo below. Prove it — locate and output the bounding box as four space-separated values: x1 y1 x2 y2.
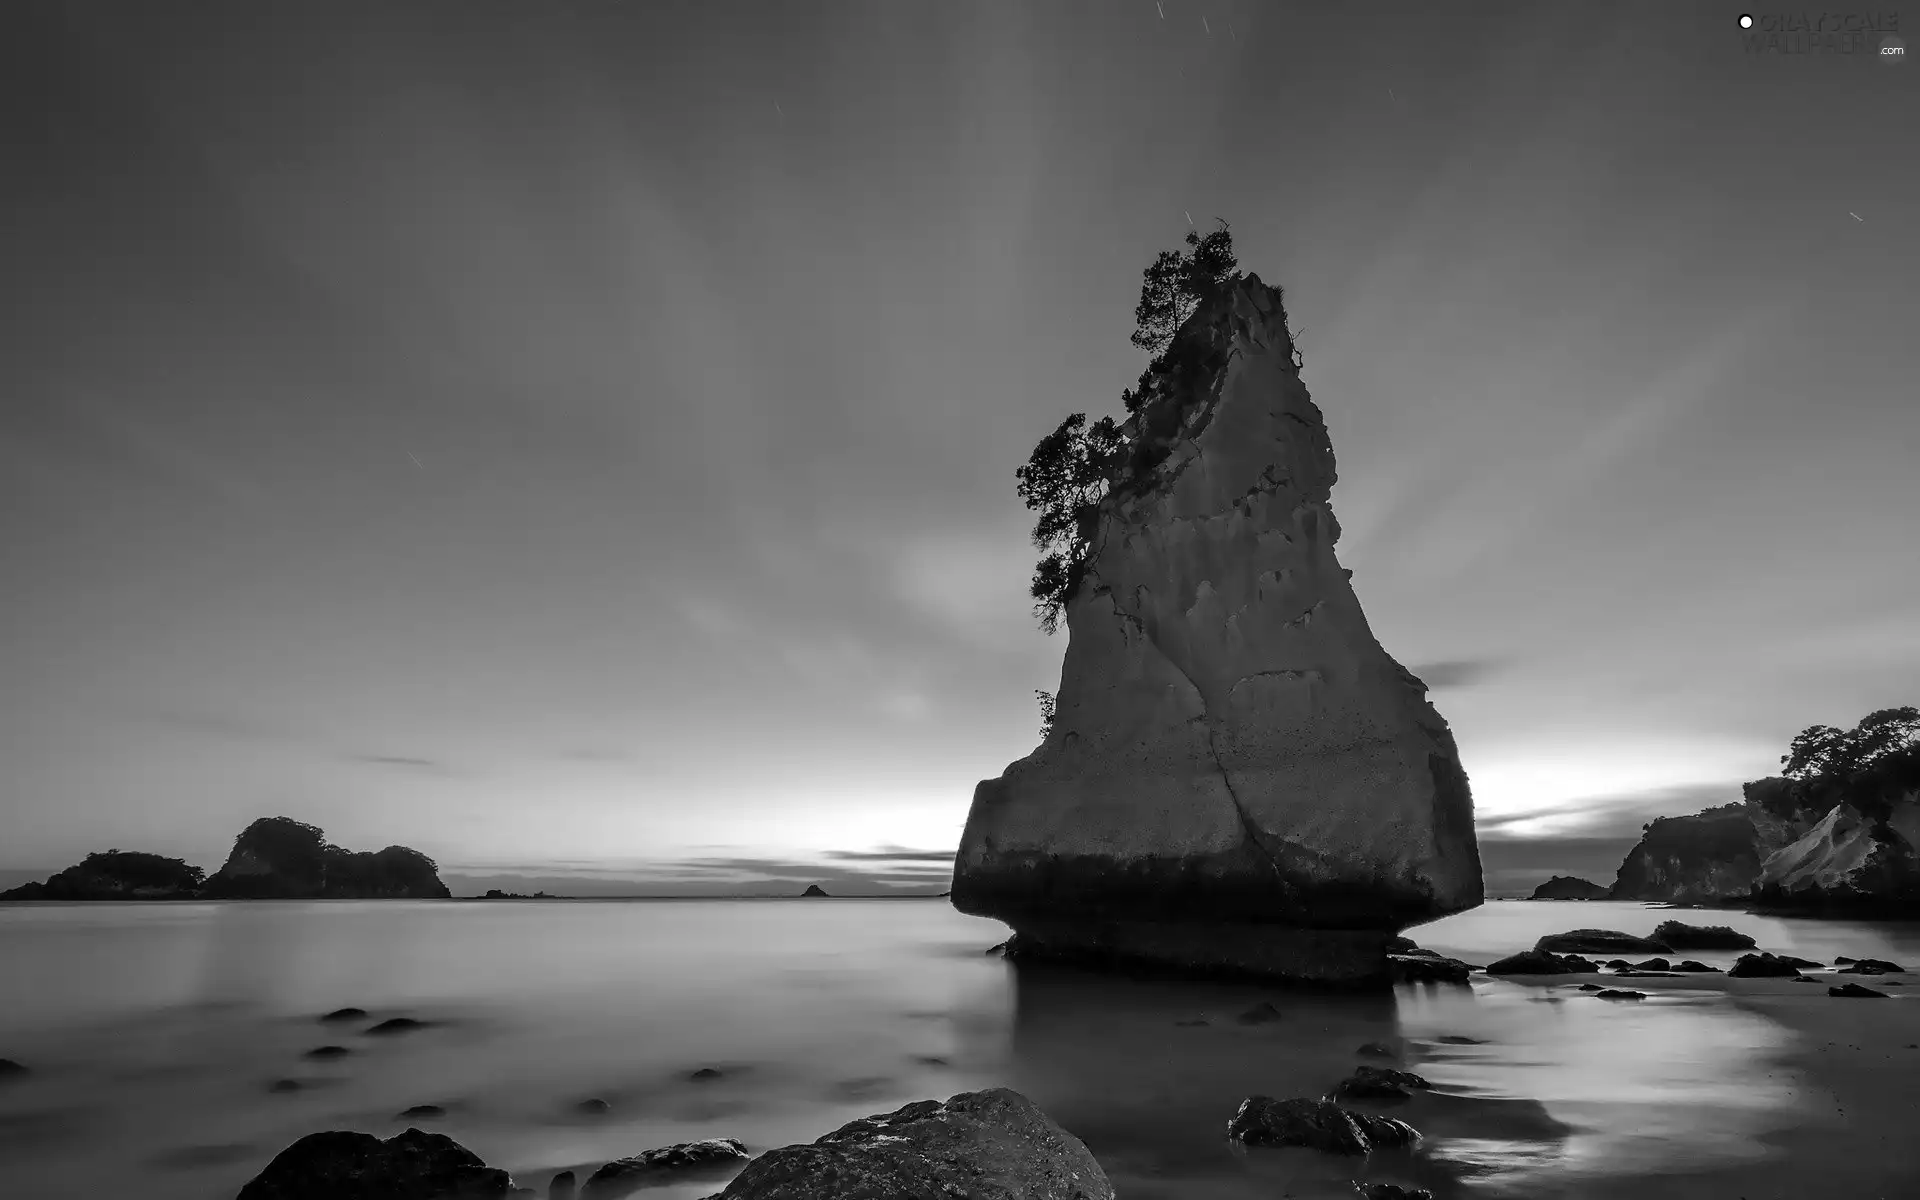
0 816 450 901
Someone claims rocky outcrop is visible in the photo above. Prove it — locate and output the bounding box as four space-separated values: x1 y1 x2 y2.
800 885 830 898
201 817 450 900
706 1088 1113 1200
1607 804 1769 904
951 274 1482 984
235 1127 514 1199
1753 792 1920 916
0 850 205 901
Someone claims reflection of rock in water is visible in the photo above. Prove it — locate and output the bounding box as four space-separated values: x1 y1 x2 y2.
999 960 1421 1195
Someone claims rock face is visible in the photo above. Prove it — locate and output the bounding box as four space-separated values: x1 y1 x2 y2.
234 1127 514 1200
1226 1096 1418 1155
581 1140 748 1198
708 1088 1114 1200
0 850 205 901
1753 792 1920 915
201 817 450 900
1529 875 1609 901
1607 804 1770 904
951 275 1482 983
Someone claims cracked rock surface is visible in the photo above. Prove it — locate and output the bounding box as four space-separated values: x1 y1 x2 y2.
952 275 1482 983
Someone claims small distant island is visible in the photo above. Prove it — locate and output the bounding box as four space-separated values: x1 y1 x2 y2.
474 889 566 900
1529 875 1610 901
801 884 831 898
0 816 450 901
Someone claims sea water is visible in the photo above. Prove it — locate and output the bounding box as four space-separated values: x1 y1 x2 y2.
1 898 1916 1199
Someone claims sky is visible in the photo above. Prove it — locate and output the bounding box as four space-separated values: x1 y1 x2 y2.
3 1 1915 898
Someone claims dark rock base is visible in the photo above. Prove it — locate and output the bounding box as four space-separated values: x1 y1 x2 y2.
1003 919 1392 987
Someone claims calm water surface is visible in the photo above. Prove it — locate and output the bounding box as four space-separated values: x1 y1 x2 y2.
1 899 1916 1199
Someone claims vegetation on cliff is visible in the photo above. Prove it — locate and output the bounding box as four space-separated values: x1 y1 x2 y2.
1015 221 1265 633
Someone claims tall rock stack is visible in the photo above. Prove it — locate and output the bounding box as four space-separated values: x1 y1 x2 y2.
952 274 1483 984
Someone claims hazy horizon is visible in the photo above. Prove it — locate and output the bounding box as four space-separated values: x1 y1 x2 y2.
4 2 1915 899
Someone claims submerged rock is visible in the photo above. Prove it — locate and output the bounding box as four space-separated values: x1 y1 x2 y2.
302 1046 352 1060
368 1018 427 1036
950 274 1482 985
707 1088 1114 1199
0 1058 27 1079
234 1128 513 1200
581 1140 749 1199
1226 1096 1418 1155
1650 921 1756 950
1673 960 1720 972
1534 930 1672 956
1529 875 1609 901
320 1007 368 1023
1593 989 1646 1000
1355 1042 1399 1058
1237 1001 1284 1025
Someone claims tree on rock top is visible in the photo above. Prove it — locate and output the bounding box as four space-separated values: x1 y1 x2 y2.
1016 221 1244 634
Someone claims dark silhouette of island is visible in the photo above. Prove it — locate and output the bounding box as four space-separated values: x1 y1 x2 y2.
0 850 204 901
801 884 831 898
474 889 565 899
1529 875 1609 901
1 816 450 901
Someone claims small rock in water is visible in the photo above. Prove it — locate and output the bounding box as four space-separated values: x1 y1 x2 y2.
1793 975 1820 983
1484 950 1584 976
1327 1066 1433 1103
575 1098 610 1115
1434 1035 1487 1045
689 1067 723 1081
912 1054 951 1065
1359 1185 1434 1200
302 1045 351 1060
1237 1001 1284 1025
1534 929 1672 956
549 1168 577 1200
1837 957 1907 973
582 1138 749 1196
318 1007 367 1023
1729 953 1803 978
1356 1042 1399 1058
1651 921 1756 950
1174 1018 1210 1027
267 1079 302 1093
234 1128 512 1199
1829 983 1889 998
366 1017 426 1035
0 1058 28 1080
1604 959 1632 970
397 1104 447 1120
1593 989 1646 1000
1674 960 1719 972
1577 983 1604 991
1226 1096 1418 1155
1633 958 1671 971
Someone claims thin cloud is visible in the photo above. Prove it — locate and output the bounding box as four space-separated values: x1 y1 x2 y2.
1477 781 1740 841
344 753 453 774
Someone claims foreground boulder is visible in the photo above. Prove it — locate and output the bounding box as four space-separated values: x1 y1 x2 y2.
1226 1096 1418 1155
707 1089 1113 1199
1650 921 1755 950
1529 875 1609 901
951 273 1482 984
235 1128 513 1200
582 1140 748 1198
201 817 451 899
1534 930 1671 956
